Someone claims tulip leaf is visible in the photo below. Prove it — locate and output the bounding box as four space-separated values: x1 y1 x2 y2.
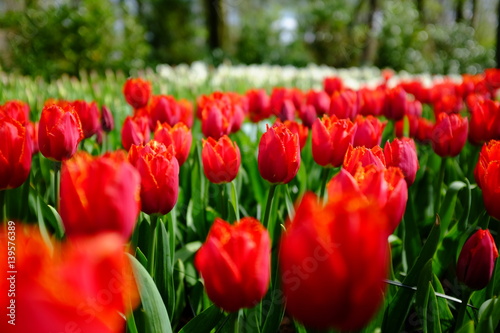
177 304 224 333
438 180 466 238
382 219 441 333
154 220 175 320
427 284 442 333
175 241 202 262
431 274 453 331
455 321 475 333
34 194 54 253
173 259 186 328
128 253 173 333
135 247 148 270
230 181 240 221
46 205 65 238
416 259 433 328
478 297 500 332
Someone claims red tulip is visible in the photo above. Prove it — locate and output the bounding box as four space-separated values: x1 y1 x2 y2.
474 140 500 220
358 87 385 117
485 68 500 93
468 99 500 145
430 112 468 157
278 99 296 122
384 138 419 186
38 104 83 161
148 95 181 129
101 105 115 132
0 116 32 190
195 217 271 312
201 135 241 184
328 89 358 120
328 166 407 233
26 121 39 155
323 76 344 95
305 90 330 116
154 122 192 166
128 141 179 215
60 151 141 239
246 88 271 122
280 192 389 330
121 115 150 151
258 123 301 184
416 117 434 143
343 145 386 175
298 104 317 128
456 229 498 290
123 78 152 109
384 86 408 121
178 98 194 128
281 120 309 150
0 227 139 333
1 100 29 125
200 99 232 139
312 115 357 168
71 100 100 138
353 115 386 148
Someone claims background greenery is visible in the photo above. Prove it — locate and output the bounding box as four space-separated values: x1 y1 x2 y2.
0 0 497 79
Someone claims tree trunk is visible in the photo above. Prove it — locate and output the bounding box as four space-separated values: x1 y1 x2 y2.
205 0 224 51
456 0 465 22
471 0 479 29
416 0 425 23
361 0 379 66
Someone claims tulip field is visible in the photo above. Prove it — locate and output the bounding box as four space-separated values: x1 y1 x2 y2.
1 63 500 333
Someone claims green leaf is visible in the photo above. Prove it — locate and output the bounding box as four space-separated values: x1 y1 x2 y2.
431 274 453 331
416 259 433 329
455 321 475 333
174 241 202 262
154 221 175 320
177 304 224 333
135 247 148 270
438 181 466 238
478 297 500 332
427 284 442 333
128 253 173 333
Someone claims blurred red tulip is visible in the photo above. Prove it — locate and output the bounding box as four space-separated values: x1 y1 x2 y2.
279 99 296 122
430 112 468 157
474 140 500 220
178 98 194 128
312 115 357 168
121 115 150 151
38 104 83 161
25 121 39 155
71 100 100 139
129 141 179 215
484 68 500 93
200 98 232 139
0 227 139 333
323 76 344 95
258 123 300 184
384 86 408 121
353 115 386 148
123 78 152 109
1 100 29 125
416 117 434 143
468 99 500 145
100 105 114 132
154 122 192 166
148 95 181 129
456 229 498 290
60 151 141 239
195 217 270 312
0 116 32 190
433 94 463 117
280 192 389 330
384 138 419 186
246 89 271 122
281 120 309 150
358 87 385 116
305 90 330 116
343 144 386 175
201 135 241 184
328 89 358 120
298 104 317 128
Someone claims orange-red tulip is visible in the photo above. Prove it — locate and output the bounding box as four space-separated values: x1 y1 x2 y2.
280 120 309 150
456 229 498 290
123 77 152 109
430 112 468 157
343 144 386 175
258 123 300 184
60 151 141 239
38 104 83 161
0 227 139 333
323 76 344 95
128 141 179 215
121 115 150 151
353 115 386 148
202 135 241 184
0 116 32 190
280 192 389 330
312 115 357 168
468 99 500 145
154 122 192 166
195 217 271 312
0 100 29 125
384 138 419 186
474 140 500 220
71 100 100 139
148 95 181 129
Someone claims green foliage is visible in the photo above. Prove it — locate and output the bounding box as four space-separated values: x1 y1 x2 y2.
0 0 150 79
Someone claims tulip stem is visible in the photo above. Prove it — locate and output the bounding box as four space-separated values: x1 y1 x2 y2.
230 181 240 221
262 184 277 230
435 157 447 215
53 161 61 212
319 168 331 203
454 288 473 331
0 190 5 222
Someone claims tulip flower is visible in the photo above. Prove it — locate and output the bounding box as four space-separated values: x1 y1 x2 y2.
71 100 100 139
312 115 357 168
416 117 434 143
123 77 152 109
328 166 407 233
298 104 317 128
38 104 83 162
200 99 232 139
195 217 271 312
430 112 468 157
1 100 29 125
201 135 241 184
177 98 194 128
101 105 115 132
26 121 39 155
280 192 389 330
128 141 179 215
258 123 300 184
323 76 344 95
246 88 271 122
358 87 385 117
280 120 309 150
154 122 192 166
60 151 141 239
0 227 139 333
384 138 419 186
328 89 358 120
353 115 386 148
474 140 500 220
278 99 296 122
343 145 386 175
485 68 500 93
0 116 32 190
456 229 498 290
148 95 181 129
384 86 408 121
305 90 330 116
121 115 151 151
468 99 500 145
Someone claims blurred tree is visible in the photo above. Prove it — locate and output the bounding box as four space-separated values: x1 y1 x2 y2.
0 0 150 79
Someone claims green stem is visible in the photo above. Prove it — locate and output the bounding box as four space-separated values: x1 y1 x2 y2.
262 184 277 229
148 214 159 274
454 288 473 331
0 190 6 223
319 167 331 203
435 157 447 215
230 181 240 221
53 161 61 212
219 184 227 220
